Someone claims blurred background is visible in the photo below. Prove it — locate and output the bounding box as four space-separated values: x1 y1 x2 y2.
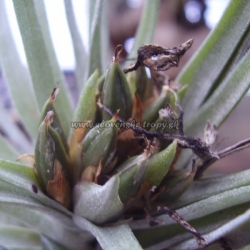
1 0 250 176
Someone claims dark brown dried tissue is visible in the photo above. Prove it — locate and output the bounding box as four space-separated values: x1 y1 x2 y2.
124 39 194 73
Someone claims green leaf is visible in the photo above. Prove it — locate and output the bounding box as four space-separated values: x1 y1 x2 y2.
125 0 159 66
172 168 250 209
172 207 250 249
0 103 32 154
0 204 90 250
132 184 250 232
203 26 250 105
72 70 99 126
174 185 250 223
0 159 70 213
117 154 149 204
100 0 109 74
142 86 169 124
41 235 69 250
74 214 143 250
86 0 109 78
185 48 250 137
0 0 40 141
131 185 250 248
0 159 91 249
144 140 177 187
0 225 41 250
73 176 123 224
177 1 250 119
63 0 87 89
134 202 250 249
87 0 96 41
81 119 118 173
0 210 24 227
156 167 196 204
39 90 69 152
13 0 73 136
0 137 19 161
102 56 133 120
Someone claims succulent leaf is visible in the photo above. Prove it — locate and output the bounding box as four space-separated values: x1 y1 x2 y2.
2 0 250 249
178 1 250 118
72 70 99 132
81 117 118 175
13 0 73 135
73 176 123 224
117 153 150 204
97 73 106 93
102 47 133 120
69 123 90 185
125 0 160 66
73 214 143 250
40 88 68 152
35 111 57 189
34 111 71 207
134 67 154 106
156 161 197 203
48 125 71 181
86 0 109 78
63 0 87 89
0 0 40 140
144 140 177 188
143 86 169 124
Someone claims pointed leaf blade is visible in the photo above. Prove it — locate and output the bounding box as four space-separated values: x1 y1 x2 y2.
0 226 41 249
185 48 250 137
177 1 250 119
0 0 40 140
74 176 123 224
74 215 143 250
0 137 19 161
13 0 73 136
86 0 109 78
125 0 159 67
63 0 87 89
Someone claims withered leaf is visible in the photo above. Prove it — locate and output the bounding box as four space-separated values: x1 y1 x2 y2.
204 120 218 146
17 154 35 167
159 104 176 121
46 159 71 209
124 39 193 73
132 93 143 123
80 159 103 184
81 166 97 183
115 129 144 165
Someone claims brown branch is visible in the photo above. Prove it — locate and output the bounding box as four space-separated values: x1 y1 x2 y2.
98 101 216 160
99 99 250 178
157 206 206 248
195 138 250 179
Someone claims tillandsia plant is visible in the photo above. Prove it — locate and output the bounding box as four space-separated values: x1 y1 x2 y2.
1 0 250 249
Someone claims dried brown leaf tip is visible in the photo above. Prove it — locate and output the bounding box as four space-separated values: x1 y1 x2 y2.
44 110 54 125
204 120 218 146
113 44 123 62
124 39 194 73
46 159 71 209
50 87 60 102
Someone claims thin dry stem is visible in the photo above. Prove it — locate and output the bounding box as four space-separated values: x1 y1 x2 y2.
157 206 206 248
